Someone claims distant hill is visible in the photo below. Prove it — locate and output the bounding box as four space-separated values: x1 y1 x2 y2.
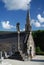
0 31 15 35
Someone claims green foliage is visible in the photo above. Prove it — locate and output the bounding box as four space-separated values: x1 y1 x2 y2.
32 30 44 52
36 52 44 55
36 46 41 52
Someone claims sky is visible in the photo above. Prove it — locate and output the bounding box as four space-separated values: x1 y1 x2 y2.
0 0 44 31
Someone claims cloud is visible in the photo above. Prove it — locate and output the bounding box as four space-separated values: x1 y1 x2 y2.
31 14 44 28
31 19 35 24
34 21 41 27
31 20 41 27
31 20 44 28
37 14 44 23
1 21 16 29
22 28 25 31
20 28 25 31
2 0 31 10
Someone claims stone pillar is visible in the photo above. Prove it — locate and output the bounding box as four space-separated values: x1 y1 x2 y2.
0 51 2 59
16 23 20 51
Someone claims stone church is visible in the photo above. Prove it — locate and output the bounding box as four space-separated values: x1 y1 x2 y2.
0 9 35 60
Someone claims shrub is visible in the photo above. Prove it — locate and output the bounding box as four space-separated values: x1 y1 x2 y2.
36 46 41 52
36 52 44 55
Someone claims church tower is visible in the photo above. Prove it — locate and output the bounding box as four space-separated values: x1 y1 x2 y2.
25 8 31 32
24 6 35 59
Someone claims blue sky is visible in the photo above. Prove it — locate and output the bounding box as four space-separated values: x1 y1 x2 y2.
0 0 44 31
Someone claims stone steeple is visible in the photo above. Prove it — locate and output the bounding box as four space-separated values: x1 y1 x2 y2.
25 8 31 32
25 6 35 60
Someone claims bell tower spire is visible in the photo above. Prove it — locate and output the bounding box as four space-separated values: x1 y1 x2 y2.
25 5 31 32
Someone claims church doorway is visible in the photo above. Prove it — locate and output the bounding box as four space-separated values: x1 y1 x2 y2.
30 47 32 55
29 46 32 60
